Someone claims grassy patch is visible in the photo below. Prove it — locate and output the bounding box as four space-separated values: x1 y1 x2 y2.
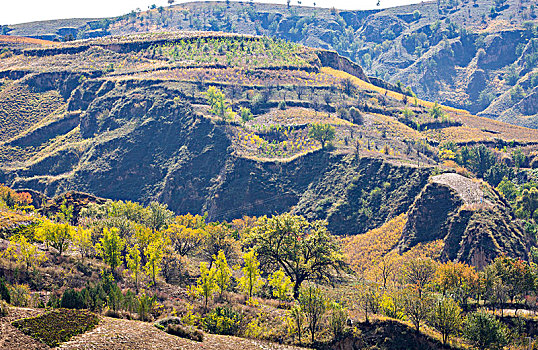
12 308 99 347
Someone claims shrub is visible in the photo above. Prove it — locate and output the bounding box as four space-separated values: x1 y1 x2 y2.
349 107 363 125
463 310 508 350
203 306 242 335
0 278 10 304
166 324 204 342
61 288 85 309
278 101 287 110
337 107 349 119
0 300 9 317
10 284 30 307
240 107 253 122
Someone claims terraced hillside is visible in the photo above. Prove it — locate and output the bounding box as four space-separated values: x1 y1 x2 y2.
3 0 537 127
0 31 536 262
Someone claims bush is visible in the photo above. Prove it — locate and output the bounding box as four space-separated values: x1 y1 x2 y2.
0 278 10 304
61 289 85 309
10 284 30 307
166 324 204 342
278 101 287 110
337 107 349 119
349 107 363 125
203 306 242 336
463 310 508 350
0 300 9 317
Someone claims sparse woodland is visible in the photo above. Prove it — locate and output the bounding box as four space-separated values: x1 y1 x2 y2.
0 172 538 350
0 13 537 350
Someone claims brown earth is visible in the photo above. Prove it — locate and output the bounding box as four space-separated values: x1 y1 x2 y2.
1 307 305 350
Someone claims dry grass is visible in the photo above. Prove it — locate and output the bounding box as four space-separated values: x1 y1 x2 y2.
60 314 305 350
0 35 56 46
139 67 339 86
321 67 470 115
0 81 65 143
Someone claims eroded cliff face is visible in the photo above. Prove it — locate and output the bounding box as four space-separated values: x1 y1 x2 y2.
400 173 529 266
0 76 434 236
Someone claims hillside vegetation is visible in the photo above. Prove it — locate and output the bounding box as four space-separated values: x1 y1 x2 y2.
3 0 537 128
0 25 538 350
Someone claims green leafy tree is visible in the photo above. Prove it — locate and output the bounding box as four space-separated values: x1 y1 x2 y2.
429 102 445 119
250 213 347 299
469 145 496 177
463 310 508 350
308 123 335 149
240 107 253 122
202 223 239 265
516 187 538 220
401 257 437 298
429 296 463 345
398 288 433 332
299 284 327 344
213 250 232 299
238 250 264 302
496 177 517 202
328 301 347 340
96 227 125 274
288 304 305 345
144 201 173 233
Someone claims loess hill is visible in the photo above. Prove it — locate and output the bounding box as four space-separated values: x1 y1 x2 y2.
2 0 538 128
0 32 537 264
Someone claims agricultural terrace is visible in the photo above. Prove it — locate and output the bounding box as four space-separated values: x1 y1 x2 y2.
141 36 317 69
137 67 339 86
12 309 99 347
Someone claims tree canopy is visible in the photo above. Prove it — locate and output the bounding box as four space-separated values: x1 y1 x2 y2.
248 213 347 298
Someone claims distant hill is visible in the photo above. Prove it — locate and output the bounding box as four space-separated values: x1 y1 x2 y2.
2 0 537 128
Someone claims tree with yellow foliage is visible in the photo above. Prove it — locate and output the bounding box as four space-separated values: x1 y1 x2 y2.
96 227 124 274
4 235 46 271
144 232 170 287
435 261 479 309
35 220 73 256
71 226 93 259
239 249 264 302
196 262 218 309
268 269 293 301
166 214 207 256
213 250 232 299
126 244 143 292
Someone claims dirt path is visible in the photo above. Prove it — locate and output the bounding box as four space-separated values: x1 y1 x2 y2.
60 316 305 350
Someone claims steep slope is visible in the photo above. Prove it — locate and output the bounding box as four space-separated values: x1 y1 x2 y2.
3 0 537 127
399 173 529 266
0 32 535 263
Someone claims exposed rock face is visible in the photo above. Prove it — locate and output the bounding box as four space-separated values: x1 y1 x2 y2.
400 173 529 266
